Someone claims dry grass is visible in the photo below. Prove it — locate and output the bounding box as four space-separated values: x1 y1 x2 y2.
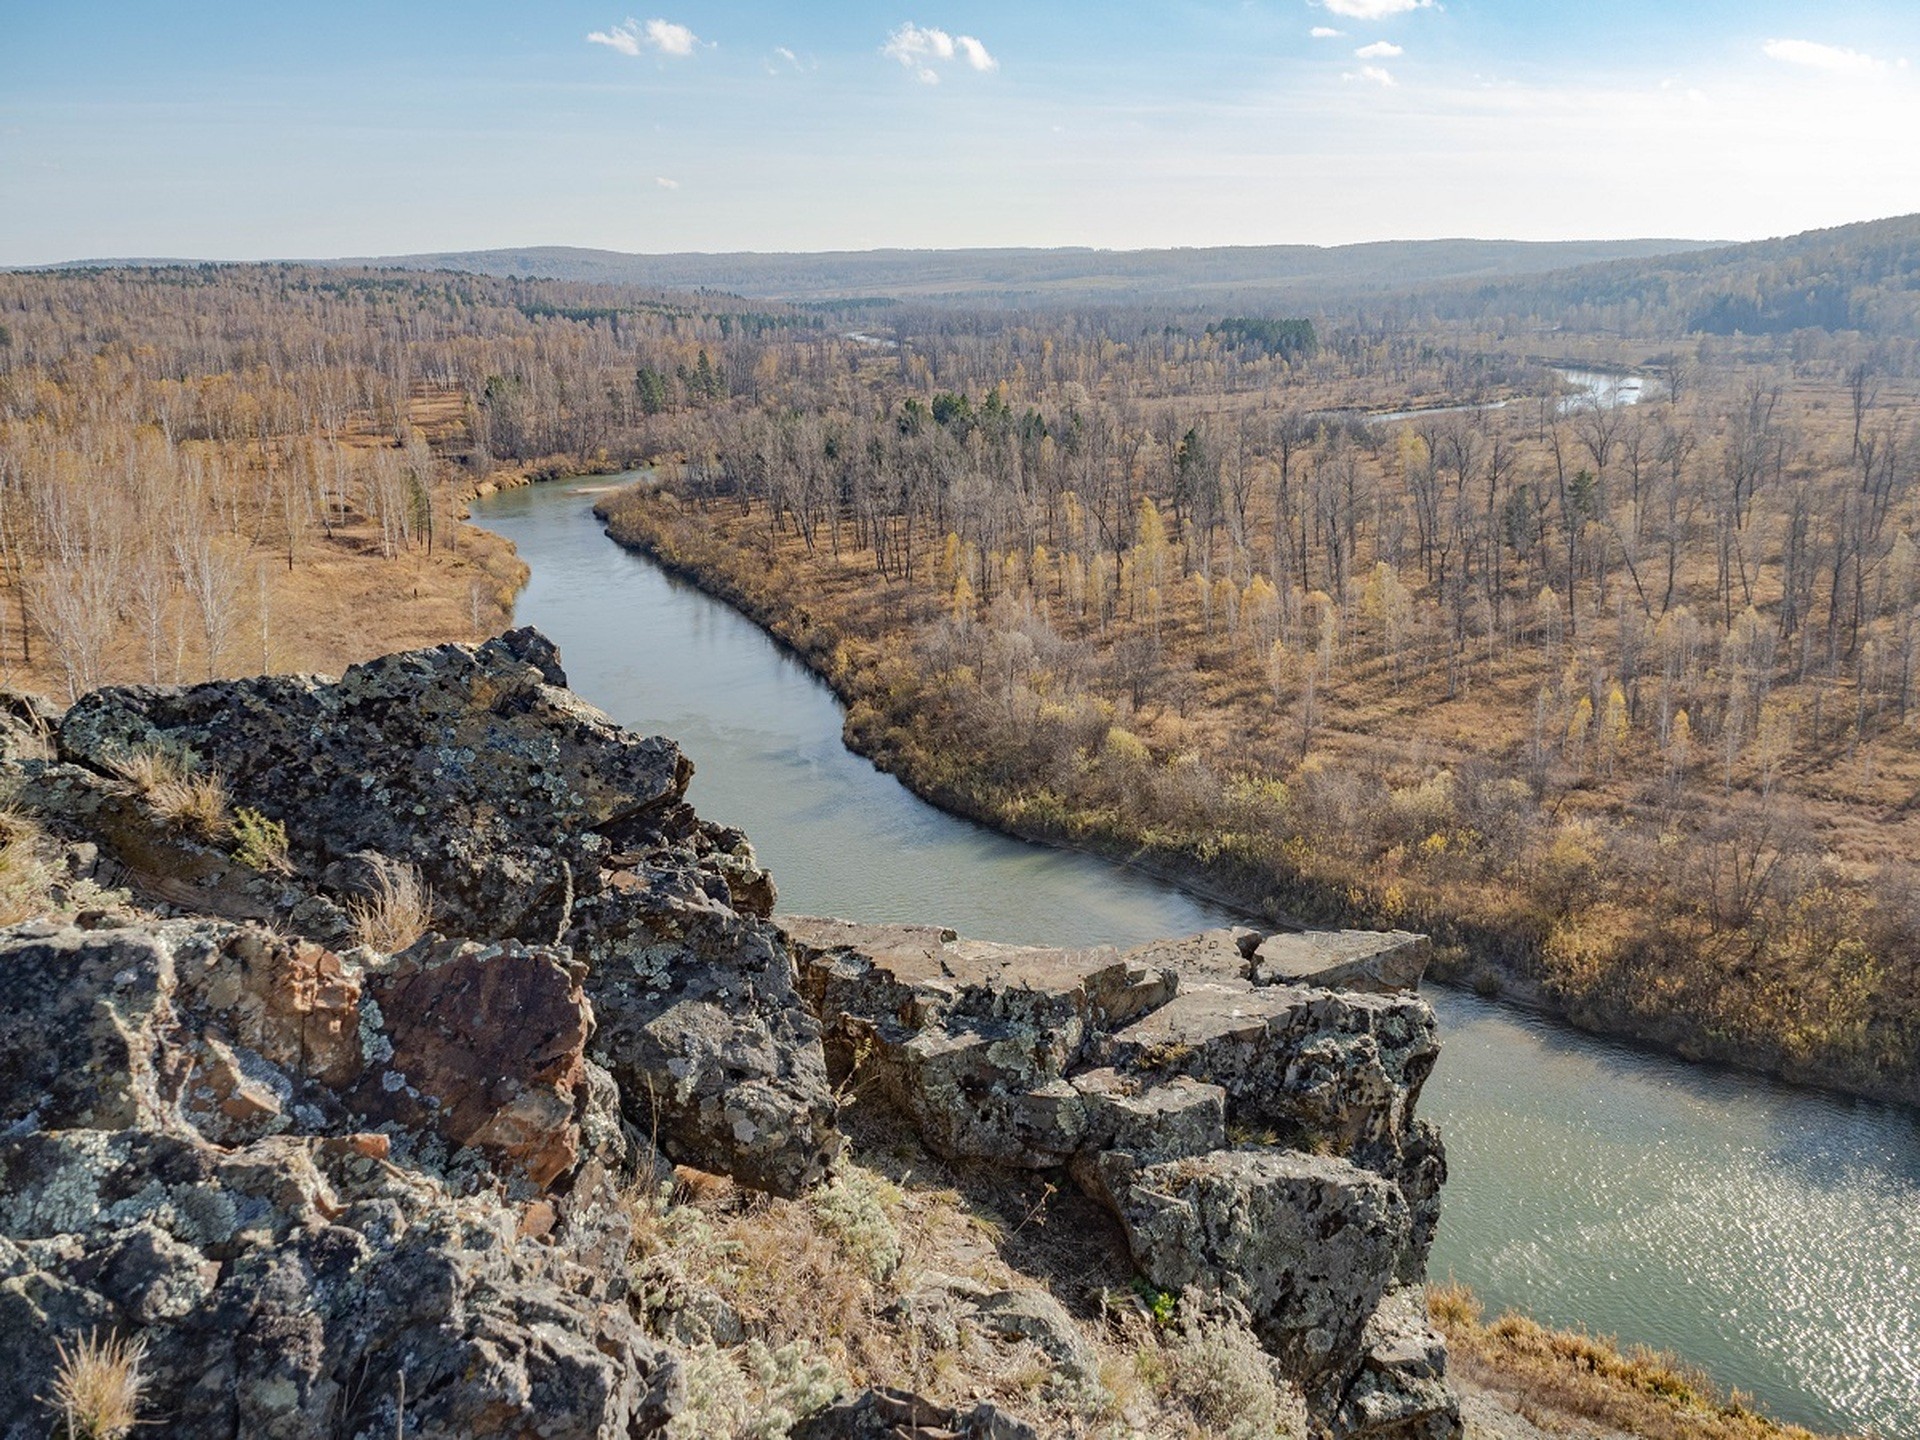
45 1329 148 1440
624 1109 1312 1439
109 745 231 842
1428 1281 1836 1440
347 856 434 952
0 805 54 924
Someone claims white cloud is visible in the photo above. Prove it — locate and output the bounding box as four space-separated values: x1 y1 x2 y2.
955 35 997 72
1315 0 1434 20
587 17 700 59
883 22 996 80
1355 41 1403 59
1310 27 1345 39
1346 64 1396 86
644 19 697 56
767 45 818 75
1762 38 1885 74
655 176 680 189
587 21 642 56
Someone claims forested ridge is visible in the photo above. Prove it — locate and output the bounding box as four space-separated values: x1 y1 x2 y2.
1395 213 1920 359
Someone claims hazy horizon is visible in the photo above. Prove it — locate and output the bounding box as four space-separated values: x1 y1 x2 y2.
24 233 1742 269
4 1 1919 267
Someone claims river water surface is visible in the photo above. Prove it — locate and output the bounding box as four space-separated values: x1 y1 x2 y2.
474 475 1920 1438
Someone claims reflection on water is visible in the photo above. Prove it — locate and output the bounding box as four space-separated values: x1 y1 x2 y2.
474 475 1920 1438
1555 367 1650 412
1426 989 1920 1437
1365 366 1651 425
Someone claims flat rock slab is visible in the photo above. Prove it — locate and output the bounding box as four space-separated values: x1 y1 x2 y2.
1253 930 1431 993
1117 926 1261 989
782 914 1175 1041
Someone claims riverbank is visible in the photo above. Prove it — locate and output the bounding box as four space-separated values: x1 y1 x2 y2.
1430 1285 1824 1440
595 484 1918 1111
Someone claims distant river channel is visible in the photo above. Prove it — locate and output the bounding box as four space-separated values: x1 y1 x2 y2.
473 384 1920 1433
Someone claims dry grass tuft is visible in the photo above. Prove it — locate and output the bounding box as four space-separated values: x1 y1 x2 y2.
45 1329 148 1440
0 806 54 924
1424 1277 1483 1330
107 745 187 795
347 856 434 953
1430 1281 1831 1440
110 744 231 841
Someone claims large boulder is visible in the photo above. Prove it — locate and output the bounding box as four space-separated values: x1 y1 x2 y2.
1251 930 1431 994
350 936 595 1189
571 862 841 1197
1102 982 1447 1276
1106 1149 1408 1385
1332 1286 1463 1440
55 628 688 941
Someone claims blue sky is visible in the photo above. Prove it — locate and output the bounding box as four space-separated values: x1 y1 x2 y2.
2 1 1918 263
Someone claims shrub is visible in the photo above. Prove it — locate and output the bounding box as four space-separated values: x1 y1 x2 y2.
231 806 291 874
806 1168 904 1283
348 856 434 952
45 1329 148 1440
666 1340 843 1440
1161 1297 1306 1439
1130 1277 1178 1326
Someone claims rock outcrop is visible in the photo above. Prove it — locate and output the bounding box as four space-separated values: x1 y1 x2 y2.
0 628 1463 1439
0 630 840 1437
785 916 1461 1438
0 911 677 1440
39 628 841 1197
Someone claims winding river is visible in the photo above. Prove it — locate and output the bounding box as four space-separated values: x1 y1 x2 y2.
473 475 1920 1438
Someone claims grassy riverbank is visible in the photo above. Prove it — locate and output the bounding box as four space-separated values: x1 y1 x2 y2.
599 483 1920 1109
1427 1284 1832 1440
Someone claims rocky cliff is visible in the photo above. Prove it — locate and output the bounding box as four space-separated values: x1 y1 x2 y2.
0 629 1460 1439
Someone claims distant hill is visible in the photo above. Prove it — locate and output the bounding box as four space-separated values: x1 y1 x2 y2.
1393 212 1920 341
25 214 1920 344
305 238 1718 306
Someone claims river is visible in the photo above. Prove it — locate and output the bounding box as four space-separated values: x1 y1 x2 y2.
472 475 1920 1438
1358 366 1651 425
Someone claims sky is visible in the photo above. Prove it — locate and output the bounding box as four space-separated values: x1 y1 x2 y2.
2 1 1919 264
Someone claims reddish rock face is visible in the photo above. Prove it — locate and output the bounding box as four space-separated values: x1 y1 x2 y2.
175 926 364 1089
355 938 592 1188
